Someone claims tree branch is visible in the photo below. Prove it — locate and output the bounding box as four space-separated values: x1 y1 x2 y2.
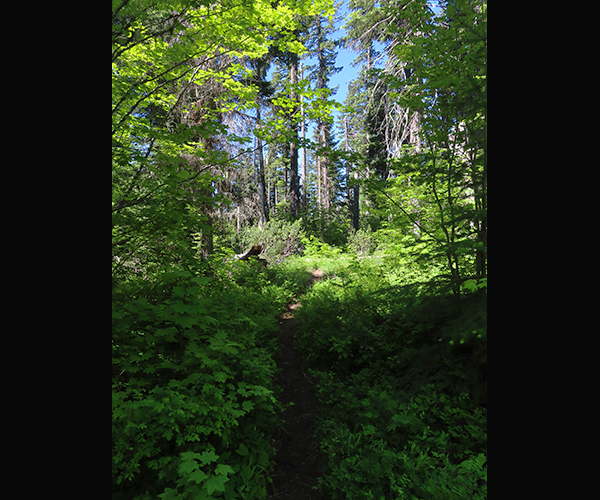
112 0 132 21
358 169 443 244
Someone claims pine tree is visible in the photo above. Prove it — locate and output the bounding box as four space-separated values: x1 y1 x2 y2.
245 55 274 227
304 12 342 212
289 50 301 216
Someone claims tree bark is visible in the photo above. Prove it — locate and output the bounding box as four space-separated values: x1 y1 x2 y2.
256 102 269 228
315 17 326 213
345 115 359 231
300 62 307 211
353 178 360 232
321 121 329 210
289 54 300 217
317 157 322 210
409 109 422 153
344 116 350 201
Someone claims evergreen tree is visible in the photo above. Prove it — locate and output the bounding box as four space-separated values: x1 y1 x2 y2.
245 55 275 227
304 11 342 211
289 50 301 217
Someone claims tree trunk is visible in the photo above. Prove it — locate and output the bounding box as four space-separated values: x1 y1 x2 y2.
315 18 326 213
353 173 360 231
403 66 422 153
409 109 422 153
345 115 359 231
317 157 322 210
198 205 213 258
289 54 300 217
321 121 329 210
300 62 307 211
256 103 269 228
344 116 350 201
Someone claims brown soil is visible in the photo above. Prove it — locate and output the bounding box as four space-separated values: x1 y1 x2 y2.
269 270 326 499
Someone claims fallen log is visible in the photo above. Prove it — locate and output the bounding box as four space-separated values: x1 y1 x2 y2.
234 245 267 266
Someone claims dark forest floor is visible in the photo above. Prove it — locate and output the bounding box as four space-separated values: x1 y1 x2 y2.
269 270 326 499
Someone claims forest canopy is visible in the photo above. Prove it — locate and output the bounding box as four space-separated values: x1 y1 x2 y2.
112 1 486 498
112 0 485 286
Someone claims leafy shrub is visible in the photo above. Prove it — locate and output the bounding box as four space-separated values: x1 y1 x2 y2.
301 234 344 259
112 261 295 499
312 375 487 500
239 218 305 265
347 226 377 256
293 257 486 499
263 256 316 299
301 206 351 247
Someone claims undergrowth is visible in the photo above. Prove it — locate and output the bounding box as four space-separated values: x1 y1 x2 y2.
112 244 487 500
294 255 487 499
112 257 300 500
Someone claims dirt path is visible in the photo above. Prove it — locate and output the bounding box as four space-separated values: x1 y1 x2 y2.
270 270 326 499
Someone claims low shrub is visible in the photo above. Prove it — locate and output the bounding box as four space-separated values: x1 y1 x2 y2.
112 260 296 500
314 380 487 500
347 226 377 256
301 234 344 259
238 218 305 265
293 257 486 499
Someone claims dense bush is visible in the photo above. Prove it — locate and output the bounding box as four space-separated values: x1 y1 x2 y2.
301 206 351 247
112 234 487 500
314 380 487 500
112 260 294 500
239 219 305 265
347 226 376 256
294 257 487 499
301 234 344 259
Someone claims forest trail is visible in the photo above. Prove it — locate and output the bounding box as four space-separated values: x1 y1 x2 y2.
270 269 326 499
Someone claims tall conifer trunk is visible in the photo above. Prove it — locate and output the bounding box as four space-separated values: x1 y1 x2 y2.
345 116 360 231
300 62 307 211
256 102 269 228
289 54 300 217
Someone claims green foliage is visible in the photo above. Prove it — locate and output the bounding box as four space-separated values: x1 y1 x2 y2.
301 234 344 259
112 258 297 499
239 218 305 265
302 205 351 247
157 445 271 499
341 0 487 290
293 256 487 499
112 1 486 498
315 382 487 500
462 277 487 293
263 255 316 299
347 226 376 256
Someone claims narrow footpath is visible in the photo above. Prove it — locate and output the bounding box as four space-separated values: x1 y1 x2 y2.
270 270 326 500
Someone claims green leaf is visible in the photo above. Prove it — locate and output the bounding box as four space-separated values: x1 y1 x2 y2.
215 464 235 476
179 455 200 475
462 279 478 292
171 300 187 314
236 444 249 456
188 469 208 485
203 315 218 325
242 400 254 412
176 314 196 329
205 474 229 495
158 487 181 500
199 450 219 466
